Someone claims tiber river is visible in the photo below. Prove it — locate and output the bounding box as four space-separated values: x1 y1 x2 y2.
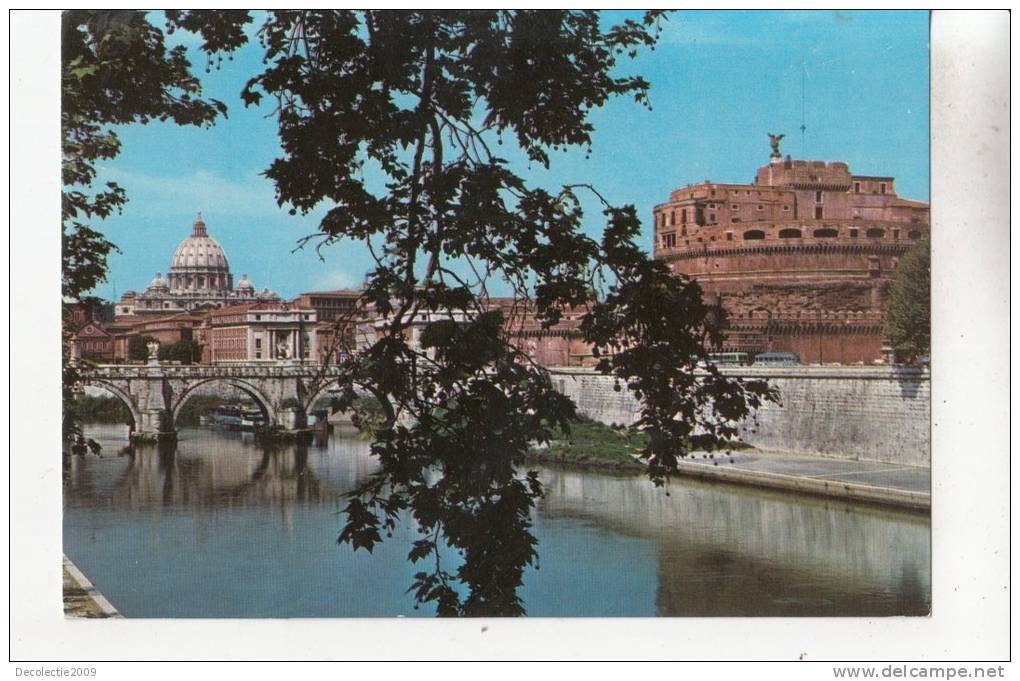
64 424 931 617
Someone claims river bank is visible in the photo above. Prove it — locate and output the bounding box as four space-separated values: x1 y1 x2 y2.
63 555 120 618
525 417 930 511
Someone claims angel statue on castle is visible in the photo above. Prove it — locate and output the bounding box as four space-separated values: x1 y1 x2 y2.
768 133 785 160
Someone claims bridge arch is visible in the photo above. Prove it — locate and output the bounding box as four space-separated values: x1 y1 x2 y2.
171 377 277 428
304 379 344 414
80 378 142 430
303 379 366 426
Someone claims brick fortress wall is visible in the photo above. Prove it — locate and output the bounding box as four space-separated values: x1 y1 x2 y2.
652 154 930 363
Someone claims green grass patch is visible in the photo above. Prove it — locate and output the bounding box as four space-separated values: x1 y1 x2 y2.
528 416 648 471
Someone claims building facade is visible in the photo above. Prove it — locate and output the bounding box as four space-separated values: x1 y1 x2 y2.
70 321 115 363
291 290 362 365
105 312 206 361
652 146 930 363
205 303 317 363
115 215 280 317
291 290 360 324
352 297 598 369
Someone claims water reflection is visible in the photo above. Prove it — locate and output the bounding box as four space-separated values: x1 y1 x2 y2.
537 470 930 616
65 427 377 512
64 424 930 617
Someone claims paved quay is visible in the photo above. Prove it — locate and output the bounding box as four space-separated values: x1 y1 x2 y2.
63 555 121 618
676 449 930 511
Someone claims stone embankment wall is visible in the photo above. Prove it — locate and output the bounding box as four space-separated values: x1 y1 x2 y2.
548 366 930 468
549 369 642 428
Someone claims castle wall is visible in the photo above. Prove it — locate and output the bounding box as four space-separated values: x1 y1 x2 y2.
652 156 929 364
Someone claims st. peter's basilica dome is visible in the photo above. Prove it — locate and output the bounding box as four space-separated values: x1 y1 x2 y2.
167 214 232 291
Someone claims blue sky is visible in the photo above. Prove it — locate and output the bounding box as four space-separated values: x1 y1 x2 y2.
90 9 930 302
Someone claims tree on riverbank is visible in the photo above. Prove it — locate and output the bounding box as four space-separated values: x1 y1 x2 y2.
67 10 777 615
69 394 133 424
884 239 930 364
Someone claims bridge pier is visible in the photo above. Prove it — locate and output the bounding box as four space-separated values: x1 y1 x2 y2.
277 406 307 432
131 408 177 442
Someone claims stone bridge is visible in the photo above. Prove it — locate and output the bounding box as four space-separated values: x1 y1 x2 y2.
77 360 348 441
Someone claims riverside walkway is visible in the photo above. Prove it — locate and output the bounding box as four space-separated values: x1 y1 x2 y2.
677 449 930 511
63 555 120 618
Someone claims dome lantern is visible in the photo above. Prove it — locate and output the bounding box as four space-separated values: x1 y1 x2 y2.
192 212 207 237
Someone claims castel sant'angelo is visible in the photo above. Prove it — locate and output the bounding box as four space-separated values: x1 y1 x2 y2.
653 136 929 364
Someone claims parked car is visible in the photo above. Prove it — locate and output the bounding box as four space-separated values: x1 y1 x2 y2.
752 352 802 367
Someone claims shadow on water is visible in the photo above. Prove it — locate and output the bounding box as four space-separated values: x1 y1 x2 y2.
64 424 930 618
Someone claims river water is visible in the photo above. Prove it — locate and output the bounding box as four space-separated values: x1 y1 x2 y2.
63 424 930 617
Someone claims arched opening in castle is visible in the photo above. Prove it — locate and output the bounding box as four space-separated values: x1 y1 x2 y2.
652 140 929 364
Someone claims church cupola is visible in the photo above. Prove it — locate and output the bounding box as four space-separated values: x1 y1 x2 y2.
192 213 208 237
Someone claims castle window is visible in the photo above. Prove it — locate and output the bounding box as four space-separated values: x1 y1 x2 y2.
681 226 687 236
731 204 739 211
662 232 677 248
880 183 887 194
681 209 687 224
814 206 823 219
743 229 765 240
892 229 900 240
815 191 823 203
813 228 838 238
908 230 922 240
850 228 859 238
757 205 764 210
854 182 861 193
255 314 262 321
779 228 802 239
669 211 676 226
783 205 790 211
726 232 734 241
866 228 885 238
731 217 741 223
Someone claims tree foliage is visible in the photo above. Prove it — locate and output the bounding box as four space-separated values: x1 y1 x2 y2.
65 10 778 614
174 9 778 616
884 239 931 364
160 339 203 364
127 335 156 361
62 10 233 456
